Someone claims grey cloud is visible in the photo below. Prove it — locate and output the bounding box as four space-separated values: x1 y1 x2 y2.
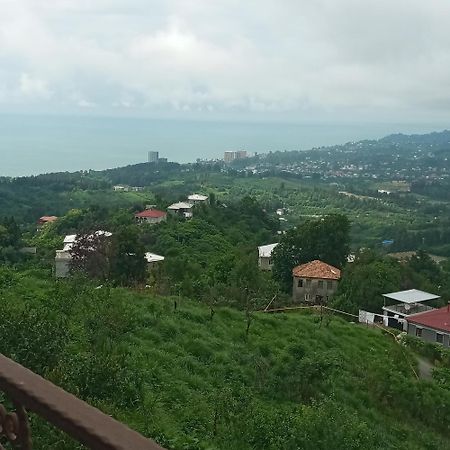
1 0 450 121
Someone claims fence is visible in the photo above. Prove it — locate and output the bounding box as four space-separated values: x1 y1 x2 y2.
0 353 164 450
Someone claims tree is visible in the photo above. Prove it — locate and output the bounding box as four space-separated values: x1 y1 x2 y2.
70 227 147 286
70 231 113 280
331 251 402 314
272 214 350 291
109 226 147 286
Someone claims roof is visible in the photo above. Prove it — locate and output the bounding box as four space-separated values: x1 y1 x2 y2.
407 306 450 333
382 289 440 304
168 202 193 210
39 216 58 223
188 194 208 201
135 209 166 219
258 243 278 258
144 252 165 263
292 260 341 280
92 230 112 238
61 231 112 252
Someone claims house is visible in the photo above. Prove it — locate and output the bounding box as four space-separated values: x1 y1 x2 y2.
406 305 450 347
382 289 439 330
144 252 165 271
55 233 77 277
167 202 193 218
292 260 341 303
258 243 278 270
37 216 58 226
55 249 72 277
113 185 129 192
134 209 167 224
187 194 209 205
55 231 112 278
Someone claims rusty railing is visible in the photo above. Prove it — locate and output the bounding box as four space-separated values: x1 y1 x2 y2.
0 353 164 450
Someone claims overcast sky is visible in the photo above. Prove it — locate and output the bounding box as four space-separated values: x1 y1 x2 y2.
1 0 450 123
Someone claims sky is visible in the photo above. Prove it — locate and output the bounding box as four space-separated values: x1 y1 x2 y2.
1 0 450 123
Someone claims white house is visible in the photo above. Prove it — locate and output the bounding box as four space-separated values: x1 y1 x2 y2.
145 252 165 271
167 202 193 218
187 194 209 205
113 185 129 192
55 231 112 278
258 243 279 270
382 289 439 330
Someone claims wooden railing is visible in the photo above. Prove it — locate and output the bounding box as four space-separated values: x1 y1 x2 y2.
0 354 164 450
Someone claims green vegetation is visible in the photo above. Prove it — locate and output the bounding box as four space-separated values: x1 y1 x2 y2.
332 250 450 314
272 214 350 291
1 268 450 449
1 131 450 448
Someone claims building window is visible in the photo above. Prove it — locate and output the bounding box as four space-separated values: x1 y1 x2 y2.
436 333 444 344
268 258 272 266
304 293 311 301
306 279 312 287
416 328 422 337
318 280 324 289
327 280 333 290
298 279 303 288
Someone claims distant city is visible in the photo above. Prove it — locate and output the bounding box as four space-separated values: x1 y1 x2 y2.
223 150 248 163
148 149 253 164
147 151 168 164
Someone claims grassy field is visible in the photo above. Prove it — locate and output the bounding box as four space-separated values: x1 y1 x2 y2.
1 269 450 449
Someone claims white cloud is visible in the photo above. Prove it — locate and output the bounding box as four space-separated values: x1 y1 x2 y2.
19 73 51 98
1 0 450 121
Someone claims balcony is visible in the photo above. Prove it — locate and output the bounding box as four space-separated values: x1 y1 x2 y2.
382 302 435 317
0 353 164 450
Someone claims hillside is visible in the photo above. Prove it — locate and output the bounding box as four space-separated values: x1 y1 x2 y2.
1 268 450 449
381 129 450 145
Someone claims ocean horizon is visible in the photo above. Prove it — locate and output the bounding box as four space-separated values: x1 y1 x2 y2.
0 113 448 177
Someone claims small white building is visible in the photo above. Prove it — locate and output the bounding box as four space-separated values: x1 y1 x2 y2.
382 289 439 330
258 243 279 270
167 202 193 219
55 231 112 278
187 194 209 205
145 252 165 271
55 250 72 277
113 185 129 192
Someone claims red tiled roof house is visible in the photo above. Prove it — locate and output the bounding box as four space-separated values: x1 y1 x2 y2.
406 306 450 347
134 209 167 225
38 215 58 225
292 260 341 303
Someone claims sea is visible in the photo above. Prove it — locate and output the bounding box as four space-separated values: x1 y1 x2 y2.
0 114 447 177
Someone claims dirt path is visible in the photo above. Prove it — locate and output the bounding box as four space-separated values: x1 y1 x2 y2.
417 356 434 380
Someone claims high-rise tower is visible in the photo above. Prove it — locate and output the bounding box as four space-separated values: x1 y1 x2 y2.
148 151 159 163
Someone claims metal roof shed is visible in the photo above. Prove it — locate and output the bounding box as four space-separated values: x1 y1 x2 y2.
382 289 439 318
383 289 440 304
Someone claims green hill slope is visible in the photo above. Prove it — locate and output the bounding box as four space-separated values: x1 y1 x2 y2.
1 269 450 449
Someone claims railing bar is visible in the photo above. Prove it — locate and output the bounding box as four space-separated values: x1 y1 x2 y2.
0 354 164 450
